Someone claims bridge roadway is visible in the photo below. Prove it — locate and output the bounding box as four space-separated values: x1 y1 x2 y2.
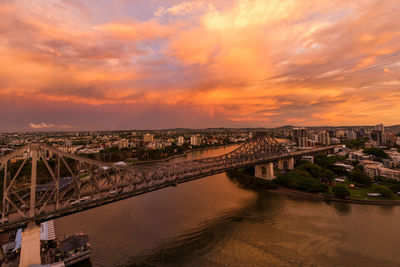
0 136 341 231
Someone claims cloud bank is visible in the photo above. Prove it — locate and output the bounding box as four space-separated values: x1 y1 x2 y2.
0 0 400 131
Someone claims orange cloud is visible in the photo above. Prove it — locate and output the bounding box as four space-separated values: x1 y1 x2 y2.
384 68 394 74
1 0 400 130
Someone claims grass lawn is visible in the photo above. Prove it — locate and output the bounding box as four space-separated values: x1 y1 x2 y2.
332 182 400 200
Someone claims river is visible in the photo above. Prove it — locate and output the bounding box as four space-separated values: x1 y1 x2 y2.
55 145 400 267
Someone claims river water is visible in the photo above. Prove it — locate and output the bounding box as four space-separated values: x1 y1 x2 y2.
55 145 400 267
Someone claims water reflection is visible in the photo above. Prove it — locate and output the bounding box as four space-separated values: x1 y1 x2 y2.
331 201 352 215
116 193 279 267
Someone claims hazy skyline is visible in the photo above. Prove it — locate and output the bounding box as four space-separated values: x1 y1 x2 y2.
1 0 400 131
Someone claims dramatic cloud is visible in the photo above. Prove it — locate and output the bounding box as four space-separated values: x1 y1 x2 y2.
0 0 400 131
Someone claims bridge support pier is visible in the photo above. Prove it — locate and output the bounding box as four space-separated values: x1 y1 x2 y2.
255 163 275 180
19 223 41 267
278 157 294 170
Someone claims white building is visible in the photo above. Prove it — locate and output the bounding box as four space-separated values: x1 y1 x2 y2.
190 135 202 146
143 133 154 143
396 136 400 146
364 164 380 177
363 161 400 180
379 168 400 180
117 139 129 149
386 149 400 166
310 134 319 143
177 136 185 145
334 163 354 172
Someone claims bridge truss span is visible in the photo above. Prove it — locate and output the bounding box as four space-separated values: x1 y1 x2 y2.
0 134 337 230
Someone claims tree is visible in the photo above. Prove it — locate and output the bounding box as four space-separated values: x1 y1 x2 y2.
332 185 351 199
374 176 388 183
354 164 364 172
314 154 347 176
322 169 335 183
374 185 395 199
293 169 313 179
330 165 348 176
363 148 389 159
344 139 365 149
274 169 328 193
314 154 334 169
348 171 372 187
295 160 310 167
298 163 323 180
296 177 329 193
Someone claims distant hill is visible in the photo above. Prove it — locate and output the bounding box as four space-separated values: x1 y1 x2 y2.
273 125 296 130
387 125 400 130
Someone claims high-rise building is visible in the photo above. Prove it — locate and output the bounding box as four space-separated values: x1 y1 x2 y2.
370 130 383 147
292 128 308 147
143 133 154 143
375 123 384 133
336 130 346 139
177 136 185 145
346 131 357 140
310 134 319 143
318 131 330 146
190 135 201 146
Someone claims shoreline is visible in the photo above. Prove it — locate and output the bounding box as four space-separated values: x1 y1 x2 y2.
131 143 241 165
132 152 187 165
270 186 400 206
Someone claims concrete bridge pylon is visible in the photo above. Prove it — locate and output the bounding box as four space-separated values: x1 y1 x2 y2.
255 162 275 180
19 223 41 267
278 157 294 170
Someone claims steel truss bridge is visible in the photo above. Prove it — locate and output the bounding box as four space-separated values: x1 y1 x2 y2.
0 134 339 231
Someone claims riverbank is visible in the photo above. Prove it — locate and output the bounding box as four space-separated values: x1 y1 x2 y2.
270 186 400 206
132 143 241 165
132 153 186 165
227 167 400 205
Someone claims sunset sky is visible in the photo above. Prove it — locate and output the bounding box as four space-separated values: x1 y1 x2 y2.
1 0 400 131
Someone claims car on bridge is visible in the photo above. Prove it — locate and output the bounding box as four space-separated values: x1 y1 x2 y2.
80 196 91 203
109 188 122 195
65 198 80 206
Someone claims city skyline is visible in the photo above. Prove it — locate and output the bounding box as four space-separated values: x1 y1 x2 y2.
1 0 400 131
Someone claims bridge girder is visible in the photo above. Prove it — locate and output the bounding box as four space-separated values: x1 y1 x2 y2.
0 134 339 231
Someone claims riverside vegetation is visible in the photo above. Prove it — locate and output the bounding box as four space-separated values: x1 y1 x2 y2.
228 153 400 202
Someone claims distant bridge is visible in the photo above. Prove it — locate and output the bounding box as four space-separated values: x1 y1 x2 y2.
0 134 340 231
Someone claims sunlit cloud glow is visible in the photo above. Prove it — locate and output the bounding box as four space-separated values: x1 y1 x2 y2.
29 122 72 130
1 0 400 131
